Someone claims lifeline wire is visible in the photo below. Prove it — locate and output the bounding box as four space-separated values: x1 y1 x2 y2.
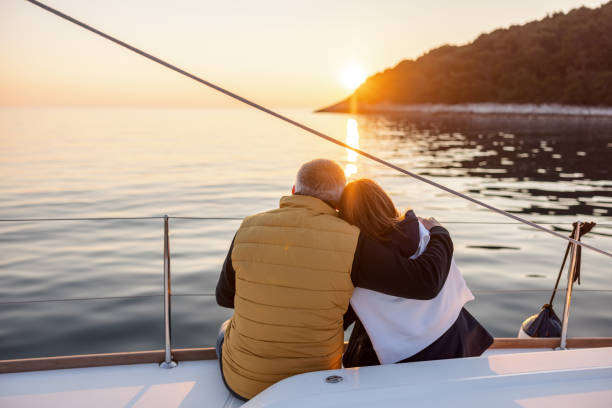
23 0 612 259
2 289 611 305
0 217 611 226
0 216 164 222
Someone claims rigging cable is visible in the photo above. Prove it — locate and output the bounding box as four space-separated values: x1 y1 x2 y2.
23 0 612 259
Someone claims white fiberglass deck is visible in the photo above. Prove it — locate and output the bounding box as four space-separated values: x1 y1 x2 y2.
1 348 611 408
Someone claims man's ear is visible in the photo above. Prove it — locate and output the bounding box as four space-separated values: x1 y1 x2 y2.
291 185 296 195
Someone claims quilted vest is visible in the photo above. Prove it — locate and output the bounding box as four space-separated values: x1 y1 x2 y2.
221 195 359 399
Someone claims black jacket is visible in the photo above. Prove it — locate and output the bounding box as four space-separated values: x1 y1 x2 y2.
343 211 493 367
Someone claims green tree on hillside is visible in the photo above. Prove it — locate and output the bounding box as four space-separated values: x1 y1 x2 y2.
327 3 612 110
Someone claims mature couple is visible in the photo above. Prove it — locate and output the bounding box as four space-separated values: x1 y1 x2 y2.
215 158 492 400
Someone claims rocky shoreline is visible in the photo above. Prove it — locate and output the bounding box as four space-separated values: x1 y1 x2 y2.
317 101 612 117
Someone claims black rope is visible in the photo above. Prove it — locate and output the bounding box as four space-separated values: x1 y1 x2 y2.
548 231 574 306
22 0 612 259
547 222 597 306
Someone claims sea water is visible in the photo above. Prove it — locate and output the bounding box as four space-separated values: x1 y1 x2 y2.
1 107 611 359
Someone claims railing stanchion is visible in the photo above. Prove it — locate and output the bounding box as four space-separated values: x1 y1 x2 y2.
558 222 581 350
160 215 177 368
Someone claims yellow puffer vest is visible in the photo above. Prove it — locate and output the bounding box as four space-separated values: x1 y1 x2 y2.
221 195 359 399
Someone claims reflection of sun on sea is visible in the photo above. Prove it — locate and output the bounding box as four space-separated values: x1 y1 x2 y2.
344 118 359 177
339 64 365 177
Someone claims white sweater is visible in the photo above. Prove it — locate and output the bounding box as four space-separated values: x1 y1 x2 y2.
350 222 474 364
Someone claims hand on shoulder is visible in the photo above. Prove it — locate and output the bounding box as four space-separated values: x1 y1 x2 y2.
418 216 442 231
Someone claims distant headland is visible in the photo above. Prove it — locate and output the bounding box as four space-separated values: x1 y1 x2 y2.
318 2 612 115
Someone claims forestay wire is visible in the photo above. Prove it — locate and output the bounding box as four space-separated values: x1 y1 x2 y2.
24 0 612 259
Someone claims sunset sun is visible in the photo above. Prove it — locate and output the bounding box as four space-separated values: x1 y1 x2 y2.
339 64 366 91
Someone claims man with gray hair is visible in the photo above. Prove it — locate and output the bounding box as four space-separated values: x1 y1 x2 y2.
215 158 454 400
292 158 347 205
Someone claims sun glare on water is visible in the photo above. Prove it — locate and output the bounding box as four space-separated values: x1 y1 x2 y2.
339 64 367 91
344 118 360 177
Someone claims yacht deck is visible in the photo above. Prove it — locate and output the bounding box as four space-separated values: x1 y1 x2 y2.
1 347 611 408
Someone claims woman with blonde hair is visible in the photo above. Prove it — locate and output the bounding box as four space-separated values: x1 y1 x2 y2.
339 179 492 367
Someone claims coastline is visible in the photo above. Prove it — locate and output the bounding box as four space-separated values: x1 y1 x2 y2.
317 101 612 117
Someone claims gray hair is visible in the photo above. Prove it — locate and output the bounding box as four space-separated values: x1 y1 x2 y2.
294 159 346 204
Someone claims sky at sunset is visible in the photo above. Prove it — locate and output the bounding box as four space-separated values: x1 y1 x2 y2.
0 0 606 108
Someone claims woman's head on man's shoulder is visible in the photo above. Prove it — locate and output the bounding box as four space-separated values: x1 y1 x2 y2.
339 178 406 241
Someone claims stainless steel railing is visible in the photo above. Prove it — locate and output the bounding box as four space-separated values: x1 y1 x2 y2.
559 223 581 350
159 215 177 368
0 216 608 366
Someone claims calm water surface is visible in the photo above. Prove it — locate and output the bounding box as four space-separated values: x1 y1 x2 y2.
1 107 611 359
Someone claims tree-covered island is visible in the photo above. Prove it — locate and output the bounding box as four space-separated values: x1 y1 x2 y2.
319 2 612 113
